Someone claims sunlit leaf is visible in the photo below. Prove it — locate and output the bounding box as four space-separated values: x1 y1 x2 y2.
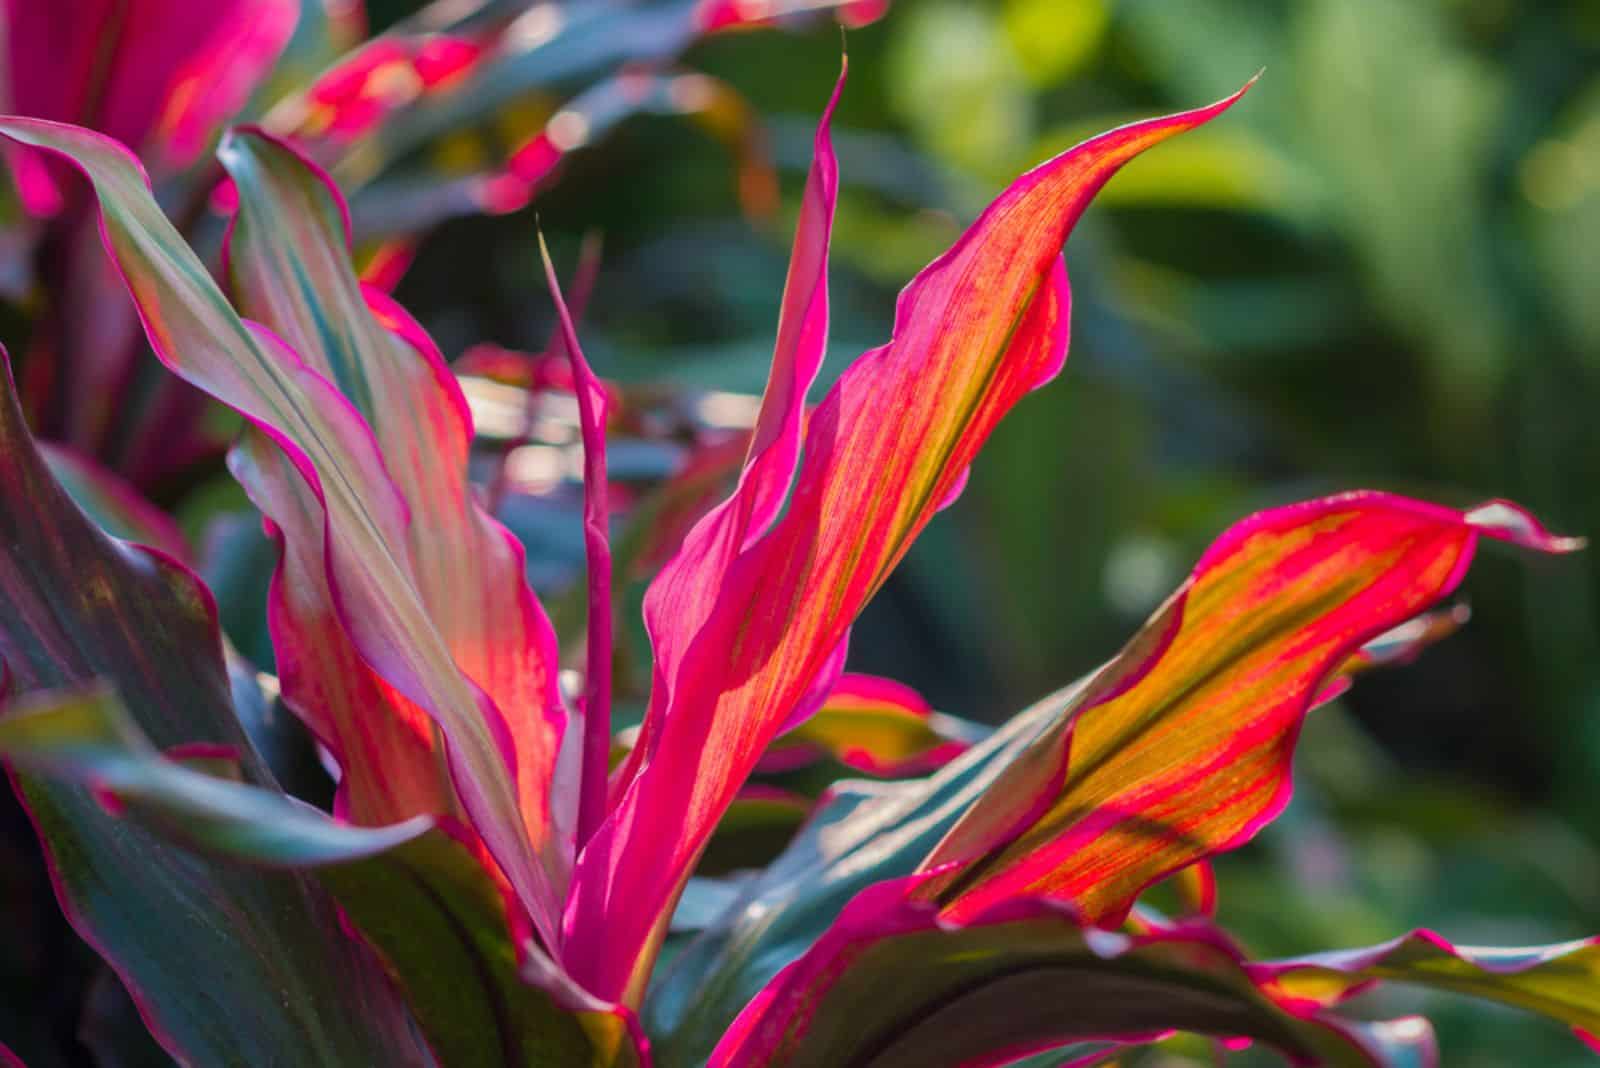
570 78 1254 1008
917 494 1580 928
763 673 978 781
0 115 565 946
218 127 572 912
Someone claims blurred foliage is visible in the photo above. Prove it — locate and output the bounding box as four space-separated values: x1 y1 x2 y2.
376 0 1600 1061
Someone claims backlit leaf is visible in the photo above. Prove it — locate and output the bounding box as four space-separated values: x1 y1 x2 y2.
917 493 1580 927
0 115 564 946
569 78 1255 1008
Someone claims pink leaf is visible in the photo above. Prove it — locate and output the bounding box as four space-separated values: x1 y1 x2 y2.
914 493 1580 930
537 234 615 851
564 75 1253 1007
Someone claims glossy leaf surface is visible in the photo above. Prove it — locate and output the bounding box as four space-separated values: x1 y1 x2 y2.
218 127 570 907
710 877 1389 1068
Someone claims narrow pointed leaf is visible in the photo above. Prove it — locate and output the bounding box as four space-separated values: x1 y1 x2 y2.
570 81 1254 1006
0 354 427 1065
569 68 844 1001
537 235 614 849
0 116 563 943
916 493 1580 927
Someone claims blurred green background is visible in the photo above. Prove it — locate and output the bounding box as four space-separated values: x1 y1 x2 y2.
387 0 1600 1062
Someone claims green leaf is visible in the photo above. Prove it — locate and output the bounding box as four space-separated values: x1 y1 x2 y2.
0 355 429 1066
0 685 606 1068
1258 930 1600 1042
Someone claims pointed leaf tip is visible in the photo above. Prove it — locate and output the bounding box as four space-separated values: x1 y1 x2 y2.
538 232 614 852
1463 500 1585 552
567 76 1250 1008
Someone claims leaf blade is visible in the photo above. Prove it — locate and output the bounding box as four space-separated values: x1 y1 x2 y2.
0 685 611 1067
570 79 1254 1007
916 493 1579 928
0 352 428 1066
0 114 562 944
217 127 572 912
708 877 1383 1068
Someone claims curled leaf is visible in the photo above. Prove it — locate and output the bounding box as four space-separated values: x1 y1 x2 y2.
0 685 615 1067
218 128 571 905
0 350 427 1065
1254 929 1600 1046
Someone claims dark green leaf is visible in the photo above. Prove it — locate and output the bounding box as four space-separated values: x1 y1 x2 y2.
0 356 429 1066
0 685 605 1068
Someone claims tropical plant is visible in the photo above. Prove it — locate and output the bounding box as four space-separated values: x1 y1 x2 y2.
0 57 1596 1067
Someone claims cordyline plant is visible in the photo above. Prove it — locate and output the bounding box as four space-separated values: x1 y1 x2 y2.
0 61 1597 1068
